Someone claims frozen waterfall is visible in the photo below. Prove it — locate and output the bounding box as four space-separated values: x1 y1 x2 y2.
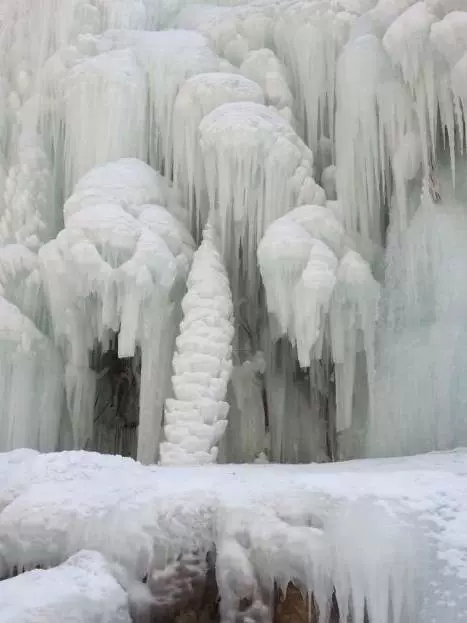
0 0 466 466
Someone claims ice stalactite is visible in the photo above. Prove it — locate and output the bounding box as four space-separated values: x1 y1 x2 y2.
215 499 419 623
61 47 148 197
0 0 466 466
135 30 221 175
173 72 264 240
273 3 350 165
199 101 325 323
160 221 234 465
39 159 194 462
259 205 379 454
0 296 63 453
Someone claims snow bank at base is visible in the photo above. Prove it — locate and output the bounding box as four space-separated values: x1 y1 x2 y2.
0 550 131 623
1 449 467 622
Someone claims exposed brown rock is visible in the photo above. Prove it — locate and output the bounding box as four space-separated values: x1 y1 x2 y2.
133 553 350 623
274 584 342 623
275 584 318 623
141 551 219 623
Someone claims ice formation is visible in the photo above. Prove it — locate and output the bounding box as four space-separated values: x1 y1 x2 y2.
1 0 467 619
39 158 195 462
160 223 234 465
199 100 325 341
1 449 467 622
173 72 264 238
0 0 466 511
258 205 380 439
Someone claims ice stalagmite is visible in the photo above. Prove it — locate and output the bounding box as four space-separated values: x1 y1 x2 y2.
160 221 234 465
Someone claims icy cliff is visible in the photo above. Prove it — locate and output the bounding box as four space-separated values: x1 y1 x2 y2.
0 0 466 464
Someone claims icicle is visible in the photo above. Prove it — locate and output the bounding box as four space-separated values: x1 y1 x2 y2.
294 241 338 368
335 34 391 245
200 101 325 341
173 72 264 240
62 47 148 195
330 251 380 434
135 30 221 173
274 3 350 152
259 205 379 436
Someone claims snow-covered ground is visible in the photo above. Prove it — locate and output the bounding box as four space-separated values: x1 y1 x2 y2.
1 448 467 622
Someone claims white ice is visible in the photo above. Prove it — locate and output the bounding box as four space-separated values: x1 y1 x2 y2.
0 448 467 622
160 222 234 465
0 550 131 623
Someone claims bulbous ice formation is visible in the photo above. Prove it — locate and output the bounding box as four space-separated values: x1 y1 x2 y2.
160 222 234 465
173 72 264 239
199 101 325 330
39 158 195 461
259 205 380 436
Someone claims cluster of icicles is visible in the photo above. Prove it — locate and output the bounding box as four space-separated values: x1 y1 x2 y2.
0 0 466 465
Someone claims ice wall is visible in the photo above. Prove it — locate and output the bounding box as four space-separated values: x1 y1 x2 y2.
0 0 466 464
367 153 467 457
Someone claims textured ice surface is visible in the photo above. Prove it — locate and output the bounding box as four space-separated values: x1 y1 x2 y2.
160 223 234 465
39 159 195 462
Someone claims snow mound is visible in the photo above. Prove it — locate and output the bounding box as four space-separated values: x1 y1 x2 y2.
0 550 131 623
